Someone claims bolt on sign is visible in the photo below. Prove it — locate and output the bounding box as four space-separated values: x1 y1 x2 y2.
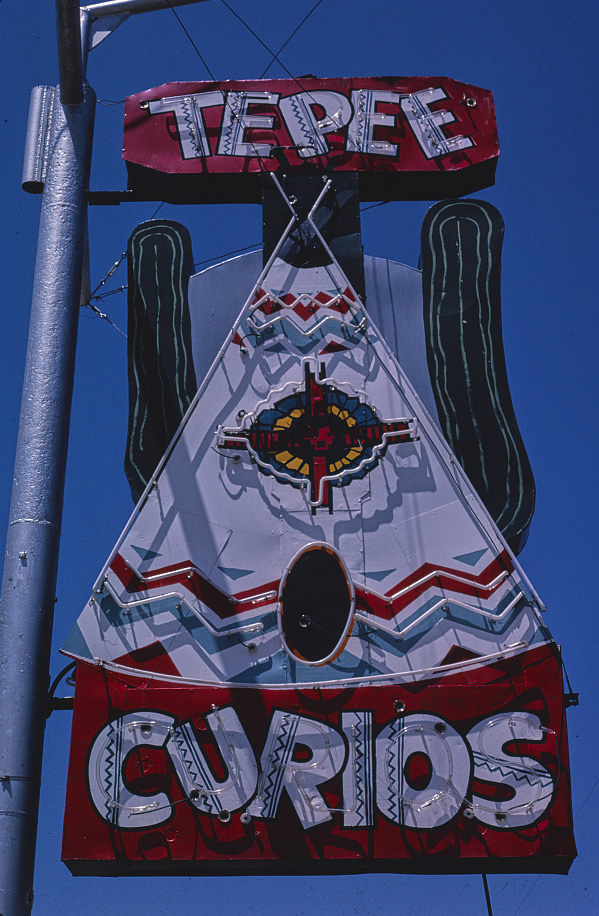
62 77 575 875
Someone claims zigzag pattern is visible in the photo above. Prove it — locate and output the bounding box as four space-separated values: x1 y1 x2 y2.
261 713 298 818
385 718 401 823
252 287 354 319
354 717 366 826
180 98 200 157
109 552 276 622
357 551 514 622
246 288 363 340
348 712 373 826
85 581 534 686
172 723 222 815
103 720 118 822
110 550 512 626
220 93 242 157
351 90 368 150
472 752 554 789
288 94 316 152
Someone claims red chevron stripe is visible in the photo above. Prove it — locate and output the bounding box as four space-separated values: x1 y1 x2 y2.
109 551 513 624
356 551 514 620
109 554 278 620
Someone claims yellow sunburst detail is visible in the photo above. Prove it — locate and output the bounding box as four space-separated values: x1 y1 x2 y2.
275 450 294 464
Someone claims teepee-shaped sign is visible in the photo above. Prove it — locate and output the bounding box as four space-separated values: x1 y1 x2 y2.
62 80 575 875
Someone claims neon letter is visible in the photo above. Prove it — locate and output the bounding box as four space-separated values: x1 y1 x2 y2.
347 89 398 156
467 712 555 828
87 711 175 829
248 710 346 828
401 87 473 159
376 713 471 829
149 91 223 159
217 90 280 157
280 91 353 159
167 705 258 816
341 711 375 827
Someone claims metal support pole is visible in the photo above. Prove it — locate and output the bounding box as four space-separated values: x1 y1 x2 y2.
55 0 84 105
0 85 95 916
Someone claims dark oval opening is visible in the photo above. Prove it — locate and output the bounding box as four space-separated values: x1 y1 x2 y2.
403 752 433 792
280 545 353 664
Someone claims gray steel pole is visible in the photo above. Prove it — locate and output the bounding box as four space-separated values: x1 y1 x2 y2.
56 0 84 105
0 86 95 916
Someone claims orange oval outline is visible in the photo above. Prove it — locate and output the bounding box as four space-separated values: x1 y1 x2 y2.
278 541 356 667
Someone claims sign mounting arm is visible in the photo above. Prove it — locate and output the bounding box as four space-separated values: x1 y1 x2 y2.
80 0 211 77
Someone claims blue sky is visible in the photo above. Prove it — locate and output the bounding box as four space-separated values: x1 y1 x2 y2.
1 1 597 913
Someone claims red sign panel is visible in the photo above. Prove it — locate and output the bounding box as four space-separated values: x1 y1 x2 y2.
63 646 574 875
123 77 499 201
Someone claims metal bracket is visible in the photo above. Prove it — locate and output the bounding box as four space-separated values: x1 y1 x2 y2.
46 662 76 718
87 12 130 50
80 1 211 69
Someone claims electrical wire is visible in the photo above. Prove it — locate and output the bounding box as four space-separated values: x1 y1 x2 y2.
217 0 363 154
82 249 128 336
194 241 261 269
167 1 216 80
219 0 293 76
83 238 263 339
82 204 165 336
259 0 325 78
85 196 392 337
511 778 595 916
259 0 324 78
167 2 274 174
87 4 386 337
361 200 393 213
83 301 128 338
